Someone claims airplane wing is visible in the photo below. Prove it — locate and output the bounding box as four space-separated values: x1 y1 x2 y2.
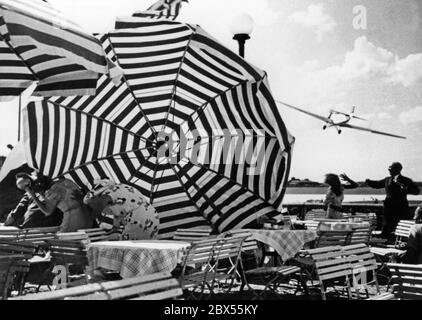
341 123 406 139
276 101 330 122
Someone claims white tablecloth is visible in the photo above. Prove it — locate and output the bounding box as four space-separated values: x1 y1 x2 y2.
87 240 190 278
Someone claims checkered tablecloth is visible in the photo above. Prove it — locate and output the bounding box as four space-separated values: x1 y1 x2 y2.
245 229 318 261
87 240 190 279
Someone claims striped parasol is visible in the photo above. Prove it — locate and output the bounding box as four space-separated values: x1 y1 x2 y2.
0 0 122 101
22 18 295 239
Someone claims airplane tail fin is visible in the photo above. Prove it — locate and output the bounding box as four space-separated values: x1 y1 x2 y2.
351 106 367 121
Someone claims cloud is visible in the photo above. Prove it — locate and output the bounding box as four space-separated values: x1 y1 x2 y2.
289 3 336 42
399 106 422 124
299 36 422 92
389 53 422 87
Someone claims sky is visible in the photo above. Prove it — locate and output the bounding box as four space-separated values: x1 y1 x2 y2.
0 0 421 183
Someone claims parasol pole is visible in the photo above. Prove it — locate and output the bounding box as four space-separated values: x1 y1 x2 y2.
18 94 21 141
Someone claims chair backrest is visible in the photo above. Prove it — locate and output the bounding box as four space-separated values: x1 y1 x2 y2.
9 282 104 300
11 272 182 300
341 244 378 274
387 263 422 300
223 229 258 254
172 227 212 242
305 210 326 221
0 240 39 257
100 272 182 300
315 230 352 248
77 228 110 242
180 237 221 267
352 212 377 228
307 246 353 282
349 226 372 245
46 239 88 267
0 228 21 241
304 220 320 231
394 220 415 239
215 233 248 261
17 227 61 244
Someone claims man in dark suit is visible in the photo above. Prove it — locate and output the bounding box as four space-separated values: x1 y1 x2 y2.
366 162 420 240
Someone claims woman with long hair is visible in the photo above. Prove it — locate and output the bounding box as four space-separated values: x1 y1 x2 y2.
324 173 358 219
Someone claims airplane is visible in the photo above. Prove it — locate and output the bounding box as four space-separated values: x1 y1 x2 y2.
276 100 406 139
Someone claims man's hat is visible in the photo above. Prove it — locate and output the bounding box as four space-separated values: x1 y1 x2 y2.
389 162 403 170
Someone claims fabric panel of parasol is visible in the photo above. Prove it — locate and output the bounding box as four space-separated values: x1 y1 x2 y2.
22 18 295 239
0 0 122 101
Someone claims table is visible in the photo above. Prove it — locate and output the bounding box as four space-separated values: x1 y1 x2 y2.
87 240 190 279
243 229 318 261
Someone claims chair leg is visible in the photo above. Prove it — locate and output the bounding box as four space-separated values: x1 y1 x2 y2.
320 281 327 300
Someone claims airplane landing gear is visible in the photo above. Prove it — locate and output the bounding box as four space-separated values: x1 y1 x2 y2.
323 125 327 130
338 129 342 134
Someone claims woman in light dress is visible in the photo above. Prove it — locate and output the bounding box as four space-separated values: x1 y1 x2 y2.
83 179 159 240
324 173 358 219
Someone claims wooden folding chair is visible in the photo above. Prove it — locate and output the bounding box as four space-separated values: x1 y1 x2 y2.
300 246 353 300
11 272 182 300
178 237 223 299
370 220 416 279
46 238 89 287
0 240 39 295
210 233 249 296
341 244 380 299
238 230 303 299
387 263 422 300
394 220 415 248
368 263 422 300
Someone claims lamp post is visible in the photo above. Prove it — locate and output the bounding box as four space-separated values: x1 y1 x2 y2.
230 14 254 58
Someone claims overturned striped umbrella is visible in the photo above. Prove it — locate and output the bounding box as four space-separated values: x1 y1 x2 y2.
22 18 295 239
0 0 121 101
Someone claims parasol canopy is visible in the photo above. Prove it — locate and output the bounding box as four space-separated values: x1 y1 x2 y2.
0 0 122 101
22 17 295 239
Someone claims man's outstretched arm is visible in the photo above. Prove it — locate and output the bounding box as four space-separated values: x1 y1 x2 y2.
365 178 386 189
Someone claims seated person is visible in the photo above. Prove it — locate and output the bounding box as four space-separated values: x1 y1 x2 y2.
398 204 422 264
24 175 95 232
4 172 63 228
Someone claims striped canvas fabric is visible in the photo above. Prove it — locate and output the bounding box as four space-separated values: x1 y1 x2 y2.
22 18 295 239
0 0 122 101
132 0 187 20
